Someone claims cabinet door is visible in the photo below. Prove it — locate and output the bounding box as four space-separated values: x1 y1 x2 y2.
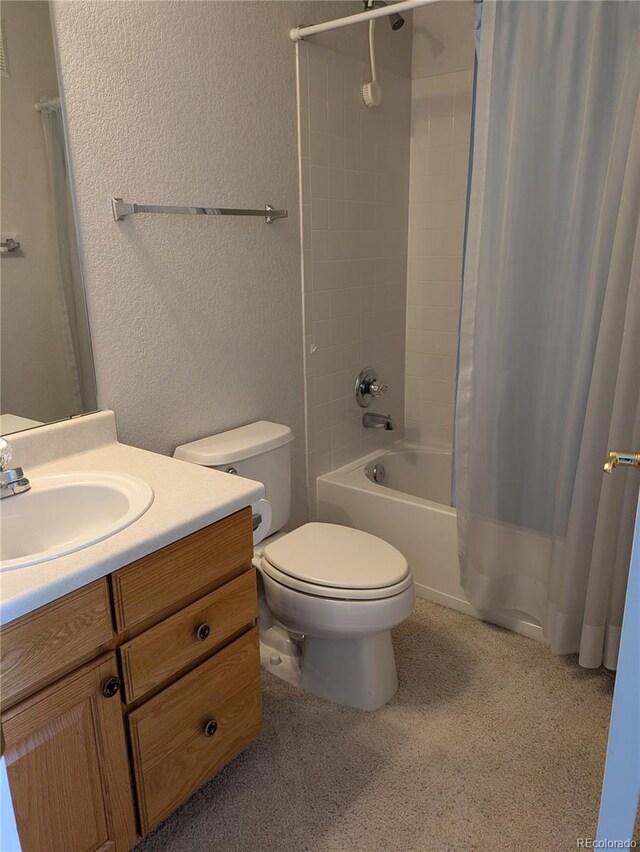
2 653 137 852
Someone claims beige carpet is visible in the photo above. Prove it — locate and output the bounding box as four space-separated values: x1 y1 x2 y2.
135 599 616 852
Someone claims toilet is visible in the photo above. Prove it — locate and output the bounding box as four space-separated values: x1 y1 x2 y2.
174 421 415 711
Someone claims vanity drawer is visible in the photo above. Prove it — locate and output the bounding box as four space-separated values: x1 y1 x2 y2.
111 507 253 632
119 569 258 703
128 627 262 832
0 580 113 710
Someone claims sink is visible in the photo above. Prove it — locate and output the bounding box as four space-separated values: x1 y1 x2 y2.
0 471 154 571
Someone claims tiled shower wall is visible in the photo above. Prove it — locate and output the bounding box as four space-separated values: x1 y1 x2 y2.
405 67 473 448
297 43 411 515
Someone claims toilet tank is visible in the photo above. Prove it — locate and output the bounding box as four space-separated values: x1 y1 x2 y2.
173 421 294 535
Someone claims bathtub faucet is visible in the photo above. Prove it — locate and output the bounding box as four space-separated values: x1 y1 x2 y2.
362 412 395 431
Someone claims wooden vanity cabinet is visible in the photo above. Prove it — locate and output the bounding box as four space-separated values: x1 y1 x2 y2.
0 507 262 851
0 579 113 711
2 653 136 852
128 627 262 832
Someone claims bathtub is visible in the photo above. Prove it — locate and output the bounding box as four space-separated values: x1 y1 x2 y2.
316 442 542 642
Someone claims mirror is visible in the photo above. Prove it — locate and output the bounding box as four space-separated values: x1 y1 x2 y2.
0 1 96 436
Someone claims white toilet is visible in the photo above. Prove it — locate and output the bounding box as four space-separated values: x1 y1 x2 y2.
174 421 415 711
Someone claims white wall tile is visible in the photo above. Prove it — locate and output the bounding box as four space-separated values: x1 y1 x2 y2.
311 198 329 231
310 131 330 166
300 46 409 516
406 60 473 453
302 44 474 506
327 168 346 199
407 279 462 307
309 164 329 198
309 100 328 135
407 305 459 332
406 328 458 357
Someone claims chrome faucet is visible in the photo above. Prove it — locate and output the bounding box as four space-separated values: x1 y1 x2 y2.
0 438 30 499
362 412 395 431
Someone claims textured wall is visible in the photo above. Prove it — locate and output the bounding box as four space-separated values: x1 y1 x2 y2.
49 1 410 529
298 42 411 515
405 3 474 448
0 1 80 424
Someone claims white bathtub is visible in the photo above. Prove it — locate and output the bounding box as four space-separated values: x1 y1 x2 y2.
316 442 542 642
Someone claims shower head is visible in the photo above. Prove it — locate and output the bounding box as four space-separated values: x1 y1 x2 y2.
389 11 405 31
364 1 406 32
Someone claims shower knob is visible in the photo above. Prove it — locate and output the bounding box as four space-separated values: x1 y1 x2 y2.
369 381 388 398
355 367 389 408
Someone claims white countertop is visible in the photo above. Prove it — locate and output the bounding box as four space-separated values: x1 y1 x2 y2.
0 411 264 625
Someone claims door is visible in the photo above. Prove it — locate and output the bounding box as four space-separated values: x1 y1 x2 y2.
596 452 640 843
2 653 136 852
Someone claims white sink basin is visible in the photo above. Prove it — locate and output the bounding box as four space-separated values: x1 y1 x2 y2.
0 471 154 571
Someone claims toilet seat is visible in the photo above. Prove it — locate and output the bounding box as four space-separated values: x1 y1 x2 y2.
261 522 411 601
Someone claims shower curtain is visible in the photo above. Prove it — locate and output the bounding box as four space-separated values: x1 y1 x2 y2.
455 1 640 668
39 99 93 411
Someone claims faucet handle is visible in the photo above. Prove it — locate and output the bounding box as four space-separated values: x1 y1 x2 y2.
0 438 12 471
369 381 388 398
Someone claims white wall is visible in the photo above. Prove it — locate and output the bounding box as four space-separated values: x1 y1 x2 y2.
49 1 411 528
0 1 80 424
405 1 474 448
299 42 411 516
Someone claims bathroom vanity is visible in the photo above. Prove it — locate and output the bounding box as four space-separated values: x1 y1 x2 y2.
0 413 265 851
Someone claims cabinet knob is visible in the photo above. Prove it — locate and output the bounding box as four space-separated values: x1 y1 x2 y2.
102 675 121 698
195 623 211 641
204 719 218 737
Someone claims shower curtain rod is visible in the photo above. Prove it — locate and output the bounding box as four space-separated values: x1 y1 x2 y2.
290 0 441 42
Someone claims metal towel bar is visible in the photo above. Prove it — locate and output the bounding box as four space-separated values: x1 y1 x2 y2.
111 198 287 224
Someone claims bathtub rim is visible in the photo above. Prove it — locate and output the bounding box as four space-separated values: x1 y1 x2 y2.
317 440 455 515
316 442 545 644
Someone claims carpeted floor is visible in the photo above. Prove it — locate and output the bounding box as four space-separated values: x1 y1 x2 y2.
135 598 617 852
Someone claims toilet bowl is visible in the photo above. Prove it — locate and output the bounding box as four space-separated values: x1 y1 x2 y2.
257 523 414 710
174 421 415 711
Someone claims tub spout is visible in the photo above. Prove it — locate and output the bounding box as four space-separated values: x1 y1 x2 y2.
363 412 395 431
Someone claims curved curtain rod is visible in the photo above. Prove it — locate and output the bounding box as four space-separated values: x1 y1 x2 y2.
290 0 442 42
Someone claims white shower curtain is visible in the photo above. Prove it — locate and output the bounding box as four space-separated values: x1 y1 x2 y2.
455 1 640 669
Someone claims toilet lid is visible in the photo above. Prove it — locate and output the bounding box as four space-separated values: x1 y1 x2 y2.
262 523 409 590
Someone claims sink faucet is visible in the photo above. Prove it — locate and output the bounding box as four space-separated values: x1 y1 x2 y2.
0 438 31 499
362 412 395 431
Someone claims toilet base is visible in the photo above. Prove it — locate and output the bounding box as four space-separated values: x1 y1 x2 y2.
300 630 398 711
259 624 302 688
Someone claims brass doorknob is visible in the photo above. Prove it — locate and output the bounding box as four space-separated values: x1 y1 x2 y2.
603 451 640 474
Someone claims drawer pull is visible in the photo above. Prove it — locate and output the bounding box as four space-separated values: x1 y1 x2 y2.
204 719 218 738
102 675 121 698
195 623 211 641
